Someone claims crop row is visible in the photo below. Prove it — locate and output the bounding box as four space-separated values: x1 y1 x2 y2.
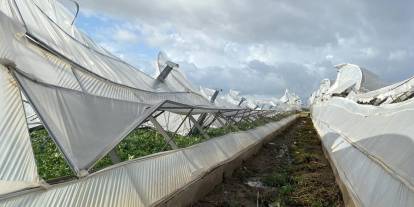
30 112 292 181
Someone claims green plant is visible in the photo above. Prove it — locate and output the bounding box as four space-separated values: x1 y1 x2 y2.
30 113 291 181
262 172 290 187
30 129 74 180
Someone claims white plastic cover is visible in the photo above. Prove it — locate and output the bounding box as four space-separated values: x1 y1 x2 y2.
327 63 384 96
311 64 414 206
0 0 299 198
0 115 298 206
15 71 153 173
312 98 414 206
0 66 39 195
0 0 215 175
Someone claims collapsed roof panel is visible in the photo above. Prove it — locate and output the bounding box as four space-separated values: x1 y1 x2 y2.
311 63 414 206
0 0 300 197
0 66 39 194
14 70 154 175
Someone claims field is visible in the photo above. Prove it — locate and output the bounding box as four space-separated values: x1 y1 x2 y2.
195 116 343 207
30 112 292 181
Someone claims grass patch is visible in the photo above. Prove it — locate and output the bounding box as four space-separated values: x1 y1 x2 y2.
262 172 290 187
195 116 343 207
270 118 343 207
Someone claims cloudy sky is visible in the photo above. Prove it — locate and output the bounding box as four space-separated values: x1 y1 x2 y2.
75 0 414 100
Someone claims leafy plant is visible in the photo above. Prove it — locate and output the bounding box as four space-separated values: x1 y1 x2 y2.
30 113 291 181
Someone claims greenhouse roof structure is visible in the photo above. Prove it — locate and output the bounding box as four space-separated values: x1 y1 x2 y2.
0 0 299 198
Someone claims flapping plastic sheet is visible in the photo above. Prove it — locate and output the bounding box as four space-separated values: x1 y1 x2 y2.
0 116 298 207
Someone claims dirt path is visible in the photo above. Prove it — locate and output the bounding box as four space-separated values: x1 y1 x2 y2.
193 117 344 207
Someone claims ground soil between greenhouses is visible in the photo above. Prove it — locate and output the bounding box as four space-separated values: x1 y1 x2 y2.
193 117 344 207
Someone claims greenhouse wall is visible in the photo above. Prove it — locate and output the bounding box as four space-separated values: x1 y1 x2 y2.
0 115 299 207
312 97 414 207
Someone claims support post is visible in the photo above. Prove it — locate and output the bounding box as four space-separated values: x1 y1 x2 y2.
203 113 218 130
236 109 248 124
227 110 240 125
156 61 178 82
243 113 254 123
149 116 178 149
215 113 226 128
219 113 239 131
189 115 211 140
173 109 193 138
188 113 208 135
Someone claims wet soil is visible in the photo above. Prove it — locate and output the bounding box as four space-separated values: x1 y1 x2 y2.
192 116 344 207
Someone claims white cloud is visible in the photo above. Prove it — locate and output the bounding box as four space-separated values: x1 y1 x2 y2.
388 50 408 61
361 48 379 58
76 0 414 99
114 29 139 43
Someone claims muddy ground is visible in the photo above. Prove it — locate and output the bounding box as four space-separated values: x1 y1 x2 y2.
193 116 344 207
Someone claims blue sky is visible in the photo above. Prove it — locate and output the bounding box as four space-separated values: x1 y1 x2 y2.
76 13 159 75
76 0 414 100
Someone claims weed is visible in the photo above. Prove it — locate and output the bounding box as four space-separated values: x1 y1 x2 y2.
262 172 289 187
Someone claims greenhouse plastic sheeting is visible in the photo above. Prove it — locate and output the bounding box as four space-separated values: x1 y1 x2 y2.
0 115 298 207
350 77 414 105
0 1 214 107
0 0 299 199
0 66 39 195
2 0 211 98
327 64 384 95
14 71 153 174
154 112 195 136
0 0 226 177
312 97 414 206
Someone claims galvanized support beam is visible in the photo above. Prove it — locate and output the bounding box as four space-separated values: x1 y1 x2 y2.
172 109 193 138
242 112 254 123
238 97 247 106
149 116 178 150
189 115 210 140
219 113 239 131
210 90 220 103
203 113 218 130
152 110 165 119
227 110 240 125
236 109 249 124
188 112 208 135
215 113 227 128
156 61 178 82
188 90 221 135
228 116 238 125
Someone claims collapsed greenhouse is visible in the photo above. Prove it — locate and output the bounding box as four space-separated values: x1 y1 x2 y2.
0 0 302 206
310 63 414 206
5 0 413 206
